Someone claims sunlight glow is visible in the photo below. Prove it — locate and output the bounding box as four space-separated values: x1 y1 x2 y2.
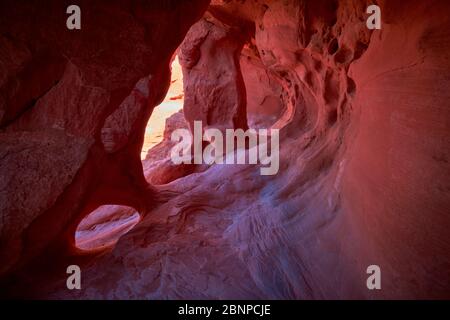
141 56 184 160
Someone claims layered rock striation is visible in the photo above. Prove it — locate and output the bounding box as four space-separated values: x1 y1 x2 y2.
0 0 449 299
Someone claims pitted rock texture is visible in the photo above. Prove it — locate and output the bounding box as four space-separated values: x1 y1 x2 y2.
1 0 449 299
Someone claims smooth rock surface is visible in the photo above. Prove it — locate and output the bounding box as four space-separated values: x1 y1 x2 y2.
0 0 449 299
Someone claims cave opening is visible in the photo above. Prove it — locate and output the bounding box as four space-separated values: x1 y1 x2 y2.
74 21 292 252
75 205 141 251
141 55 184 160
75 57 185 251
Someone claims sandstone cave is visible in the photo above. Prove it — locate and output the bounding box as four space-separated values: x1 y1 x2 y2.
0 0 449 299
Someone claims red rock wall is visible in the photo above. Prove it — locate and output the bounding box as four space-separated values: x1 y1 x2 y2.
0 0 209 293
343 0 450 298
179 16 249 132
1 0 449 299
